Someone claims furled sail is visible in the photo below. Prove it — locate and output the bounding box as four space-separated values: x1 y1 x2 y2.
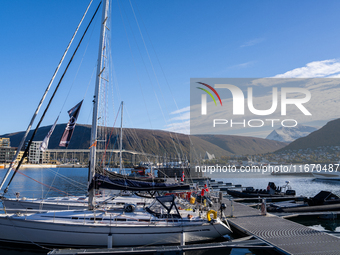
89 168 190 191
96 166 165 183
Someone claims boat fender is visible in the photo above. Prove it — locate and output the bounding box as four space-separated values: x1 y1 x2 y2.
190 196 196 204
207 210 217 222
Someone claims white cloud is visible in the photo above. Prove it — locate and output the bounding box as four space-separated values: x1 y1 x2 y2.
168 106 190 122
163 106 191 134
169 111 190 122
170 106 190 115
165 120 190 134
274 59 340 78
231 61 256 69
240 38 265 48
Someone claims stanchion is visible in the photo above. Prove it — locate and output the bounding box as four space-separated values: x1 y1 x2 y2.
230 199 234 218
181 231 186 246
107 233 112 248
261 198 267 216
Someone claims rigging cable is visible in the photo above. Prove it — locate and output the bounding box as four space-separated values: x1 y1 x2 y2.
129 0 188 178
134 2 196 169
14 170 74 197
116 0 153 130
129 1 194 182
0 0 94 193
124 1 183 173
2 1 102 194
44 64 97 199
101 102 122 165
113 1 156 167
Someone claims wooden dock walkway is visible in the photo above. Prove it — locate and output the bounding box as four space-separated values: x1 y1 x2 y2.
223 199 340 255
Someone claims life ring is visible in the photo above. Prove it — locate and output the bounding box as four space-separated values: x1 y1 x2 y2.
207 210 217 221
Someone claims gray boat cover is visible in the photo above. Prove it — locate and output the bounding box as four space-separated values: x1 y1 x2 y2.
89 173 190 191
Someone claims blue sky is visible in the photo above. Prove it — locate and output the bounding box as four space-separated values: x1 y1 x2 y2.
1 0 340 137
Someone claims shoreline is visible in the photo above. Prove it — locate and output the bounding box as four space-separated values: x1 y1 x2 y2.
0 164 87 169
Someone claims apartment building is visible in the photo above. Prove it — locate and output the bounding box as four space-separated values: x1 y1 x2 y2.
28 141 50 164
0 138 10 147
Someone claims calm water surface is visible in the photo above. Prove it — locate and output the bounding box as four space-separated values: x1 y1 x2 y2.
0 167 339 254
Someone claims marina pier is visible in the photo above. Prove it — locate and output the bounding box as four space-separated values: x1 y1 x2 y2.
224 199 340 255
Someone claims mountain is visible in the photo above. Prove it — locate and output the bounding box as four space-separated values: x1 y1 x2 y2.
266 125 318 143
1 124 230 158
195 134 287 155
276 118 340 151
1 124 287 157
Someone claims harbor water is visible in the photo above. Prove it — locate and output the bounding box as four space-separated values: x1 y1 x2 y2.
0 167 339 254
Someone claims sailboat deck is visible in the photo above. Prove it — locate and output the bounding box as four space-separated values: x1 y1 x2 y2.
6 207 209 227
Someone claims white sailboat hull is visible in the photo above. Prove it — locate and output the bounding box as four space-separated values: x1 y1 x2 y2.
2 198 86 212
0 213 231 248
2 194 153 213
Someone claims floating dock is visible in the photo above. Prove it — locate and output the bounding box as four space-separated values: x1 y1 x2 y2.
278 210 340 219
223 199 340 255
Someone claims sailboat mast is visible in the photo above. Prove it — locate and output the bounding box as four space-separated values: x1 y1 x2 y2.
119 102 123 174
89 0 109 209
0 1 94 193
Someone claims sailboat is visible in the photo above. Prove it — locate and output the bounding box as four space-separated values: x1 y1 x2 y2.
0 102 164 213
0 0 231 249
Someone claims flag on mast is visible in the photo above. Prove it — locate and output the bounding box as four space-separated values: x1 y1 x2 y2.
40 117 59 151
89 140 97 149
59 100 83 148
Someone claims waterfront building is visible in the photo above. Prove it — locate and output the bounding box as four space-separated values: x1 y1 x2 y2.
0 138 10 147
0 138 16 163
28 141 50 164
0 147 16 163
